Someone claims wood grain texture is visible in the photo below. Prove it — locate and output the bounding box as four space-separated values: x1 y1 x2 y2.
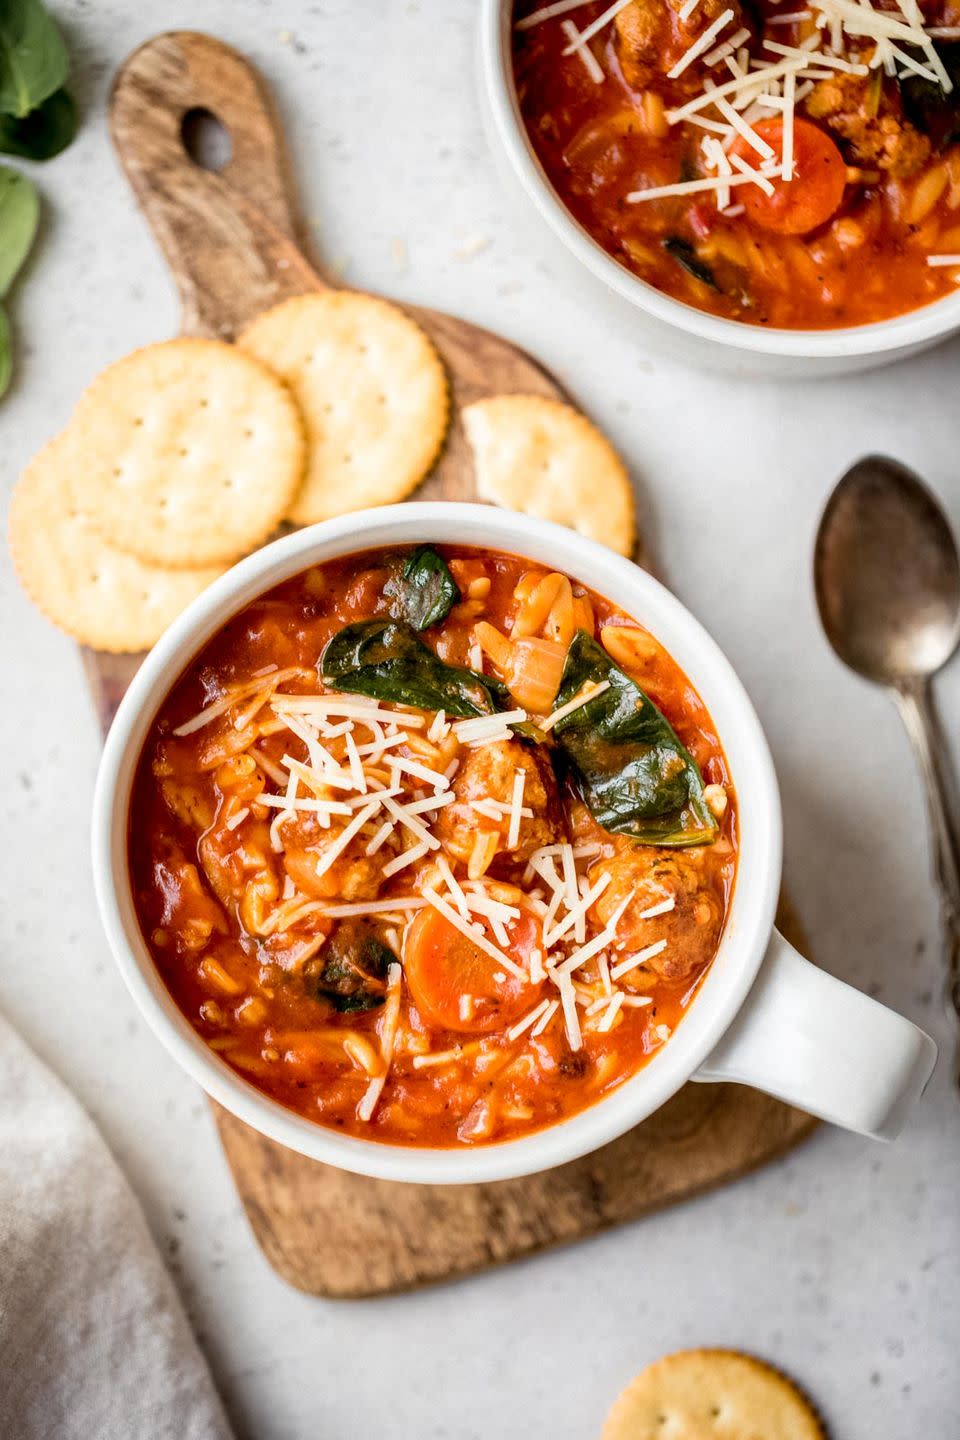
88 31 816 1298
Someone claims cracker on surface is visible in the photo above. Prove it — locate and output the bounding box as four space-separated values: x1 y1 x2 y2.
601 1349 825 1440
64 337 306 567
462 394 635 557
238 291 449 525
9 436 225 652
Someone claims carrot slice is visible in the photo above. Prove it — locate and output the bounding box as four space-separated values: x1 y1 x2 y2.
733 118 846 236
404 906 543 1034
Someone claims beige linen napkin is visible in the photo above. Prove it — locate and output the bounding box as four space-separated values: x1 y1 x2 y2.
0 1013 235 1440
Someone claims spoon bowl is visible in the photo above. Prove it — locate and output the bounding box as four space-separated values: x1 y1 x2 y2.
814 455 960 686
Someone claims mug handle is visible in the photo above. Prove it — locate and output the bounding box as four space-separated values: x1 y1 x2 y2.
694 929 938 1140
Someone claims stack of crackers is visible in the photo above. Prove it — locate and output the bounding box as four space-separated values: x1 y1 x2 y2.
9 289 634 653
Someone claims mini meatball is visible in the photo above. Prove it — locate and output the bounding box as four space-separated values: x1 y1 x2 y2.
435 738 563 867
589 842 723 982
615 0 753 91
804 75 931 177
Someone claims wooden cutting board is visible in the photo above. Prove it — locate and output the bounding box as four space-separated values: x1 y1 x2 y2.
85 30 816 1298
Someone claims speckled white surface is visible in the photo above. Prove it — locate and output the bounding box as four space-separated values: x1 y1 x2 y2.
2 3 959 1437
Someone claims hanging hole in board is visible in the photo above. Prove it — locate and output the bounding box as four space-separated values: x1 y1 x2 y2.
181 107 232 173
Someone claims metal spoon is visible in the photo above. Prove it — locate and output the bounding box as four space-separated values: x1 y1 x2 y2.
815 454 960 1071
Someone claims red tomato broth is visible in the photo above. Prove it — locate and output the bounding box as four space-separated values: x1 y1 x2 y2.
512 0 960 329
128 546 738 1147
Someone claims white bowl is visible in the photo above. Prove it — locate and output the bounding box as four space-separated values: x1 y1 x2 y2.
92 505 935 1183
479 0 960 377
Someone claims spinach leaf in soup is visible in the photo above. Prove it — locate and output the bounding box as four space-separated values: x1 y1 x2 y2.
313 922 394 1012
0 85 75 160
386 546 461 631
662 236 718 291
321 618 509 717
0 0 69 119
551 630 718 847
0 164 38 296
899 43 960 150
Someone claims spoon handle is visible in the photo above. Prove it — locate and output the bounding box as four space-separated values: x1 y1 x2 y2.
894 678 960 1059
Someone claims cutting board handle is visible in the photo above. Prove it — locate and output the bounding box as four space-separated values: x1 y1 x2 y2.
109 31 327 339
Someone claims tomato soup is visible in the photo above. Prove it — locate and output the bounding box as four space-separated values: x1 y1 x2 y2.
129 546 737 1147
513 0 960 328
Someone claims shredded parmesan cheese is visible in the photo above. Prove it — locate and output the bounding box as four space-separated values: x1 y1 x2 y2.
412 1047 463 1069
507 998 553 1041
452 709 527 743
506 767 526 851
173 667 305 737
531 999 560 1036
563 0 633 49
388 754 450 789
637 896 676 920
668 7 735 78
557 971 582 1050
437 854 469 917
313 801 381 879
627 169 777 202
318 898 428 919
597 992 625 1032
381 840 431 878
358 962 403 1122
543 869 611 948
539 680 611 732
560 19 605 82
516 0 593 28
427 709 448 742
610 938 669 981
704 24 751 64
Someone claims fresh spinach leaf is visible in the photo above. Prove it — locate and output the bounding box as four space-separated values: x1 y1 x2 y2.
0 0 69 119
314 922 394 1012
322 618 509 717
0 163 37 295
0 85 75 159
0 304 11 397
662 236 718 291
551 630 718 847
386 546 461 631
899 44 960 149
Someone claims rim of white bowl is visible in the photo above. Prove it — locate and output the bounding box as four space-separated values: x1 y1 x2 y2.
92 504 782 1184
480 0 960 362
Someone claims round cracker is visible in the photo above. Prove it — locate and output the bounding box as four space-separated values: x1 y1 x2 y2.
9 435 225 652
462 394 635 557
64 338 305 567
238 291 449 525
602 1350 825 1440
